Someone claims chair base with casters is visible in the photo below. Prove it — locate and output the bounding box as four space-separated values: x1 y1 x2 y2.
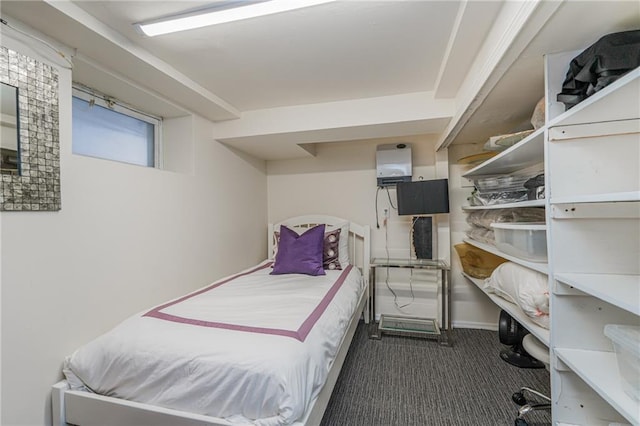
512 334 551 426
513 386 551 426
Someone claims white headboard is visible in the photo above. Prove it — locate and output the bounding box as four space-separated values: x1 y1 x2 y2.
268 215 370 284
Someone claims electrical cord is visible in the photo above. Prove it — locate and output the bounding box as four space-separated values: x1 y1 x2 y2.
384 186 397 210
0 17 74 69
375 186 381 228
376 185 398 228
383 208 415 310
374 182 415 310
406 268 416 307
383 217 398 302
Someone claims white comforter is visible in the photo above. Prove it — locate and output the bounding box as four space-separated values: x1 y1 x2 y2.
64 261 364 426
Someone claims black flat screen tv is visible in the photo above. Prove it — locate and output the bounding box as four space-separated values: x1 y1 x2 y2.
396 179 449 216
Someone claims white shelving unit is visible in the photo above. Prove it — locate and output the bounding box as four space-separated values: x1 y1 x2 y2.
555 349 639 425
462 238 548 275
462 199 545 210
463 273 550 346
460 45 640 425
461 100 549 343
545 53 640 425
463 127 545 178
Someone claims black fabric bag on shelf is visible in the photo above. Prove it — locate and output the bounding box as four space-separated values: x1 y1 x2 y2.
557 29 640 109
524 174 545 201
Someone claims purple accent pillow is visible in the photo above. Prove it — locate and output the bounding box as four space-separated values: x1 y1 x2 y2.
274 227 342 270
271 225 326 276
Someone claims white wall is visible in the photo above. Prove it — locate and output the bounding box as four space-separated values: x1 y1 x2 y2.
267 135 449 321
0 39 267 426
267 136 501 329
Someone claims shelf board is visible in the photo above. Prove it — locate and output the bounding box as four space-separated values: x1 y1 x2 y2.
462 127 545 178
551 200 640 221
551 191 640 205
462 200 545 210
463 238 548 274
548 68 640 128
378 314 440 338
555 348 639 426
463 273 550 346
555 273 640 316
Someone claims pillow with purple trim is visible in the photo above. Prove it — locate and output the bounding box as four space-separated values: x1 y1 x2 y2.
271 224 326 276
273 227 342 270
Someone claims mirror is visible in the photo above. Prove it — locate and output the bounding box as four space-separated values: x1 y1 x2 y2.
0 46 60 211
1 82 20 175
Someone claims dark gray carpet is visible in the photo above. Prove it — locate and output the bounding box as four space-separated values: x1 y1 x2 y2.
321 322 551 426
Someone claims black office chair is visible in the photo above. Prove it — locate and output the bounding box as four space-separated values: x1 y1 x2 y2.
497 310 551 426
512 386 551 425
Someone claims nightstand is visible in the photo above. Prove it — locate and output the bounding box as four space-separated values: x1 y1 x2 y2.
369 257 452 346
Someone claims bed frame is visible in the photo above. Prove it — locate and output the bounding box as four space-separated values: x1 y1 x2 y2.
52 215 370 426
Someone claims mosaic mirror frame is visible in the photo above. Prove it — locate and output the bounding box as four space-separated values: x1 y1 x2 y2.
1 46 60 211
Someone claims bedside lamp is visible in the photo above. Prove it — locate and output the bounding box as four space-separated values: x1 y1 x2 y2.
396 179 450 259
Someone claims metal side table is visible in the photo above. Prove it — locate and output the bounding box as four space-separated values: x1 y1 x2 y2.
369 257 452 346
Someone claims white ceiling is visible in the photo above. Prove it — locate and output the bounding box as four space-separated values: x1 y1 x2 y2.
1 1 638 159
101 1 462 111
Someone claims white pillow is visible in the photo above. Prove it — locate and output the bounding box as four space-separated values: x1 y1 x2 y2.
484 262 549 329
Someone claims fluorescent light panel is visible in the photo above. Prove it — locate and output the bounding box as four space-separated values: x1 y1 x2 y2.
136 0 336 37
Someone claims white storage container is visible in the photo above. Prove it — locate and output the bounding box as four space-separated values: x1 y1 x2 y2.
604 324 640 402
490 222 547 262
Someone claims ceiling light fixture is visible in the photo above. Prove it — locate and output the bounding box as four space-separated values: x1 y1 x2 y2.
135 0 336 37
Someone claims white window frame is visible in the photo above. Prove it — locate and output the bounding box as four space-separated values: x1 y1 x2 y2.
72 85 163 168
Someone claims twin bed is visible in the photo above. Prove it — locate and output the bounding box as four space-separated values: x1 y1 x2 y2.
52 216 370 426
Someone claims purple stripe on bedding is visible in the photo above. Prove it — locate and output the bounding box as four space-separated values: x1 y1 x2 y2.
298 265 353 340
145 262 272 314
145 311 302 340
143 263 354 342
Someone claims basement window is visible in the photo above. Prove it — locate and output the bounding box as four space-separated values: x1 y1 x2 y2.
72 85 161 167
